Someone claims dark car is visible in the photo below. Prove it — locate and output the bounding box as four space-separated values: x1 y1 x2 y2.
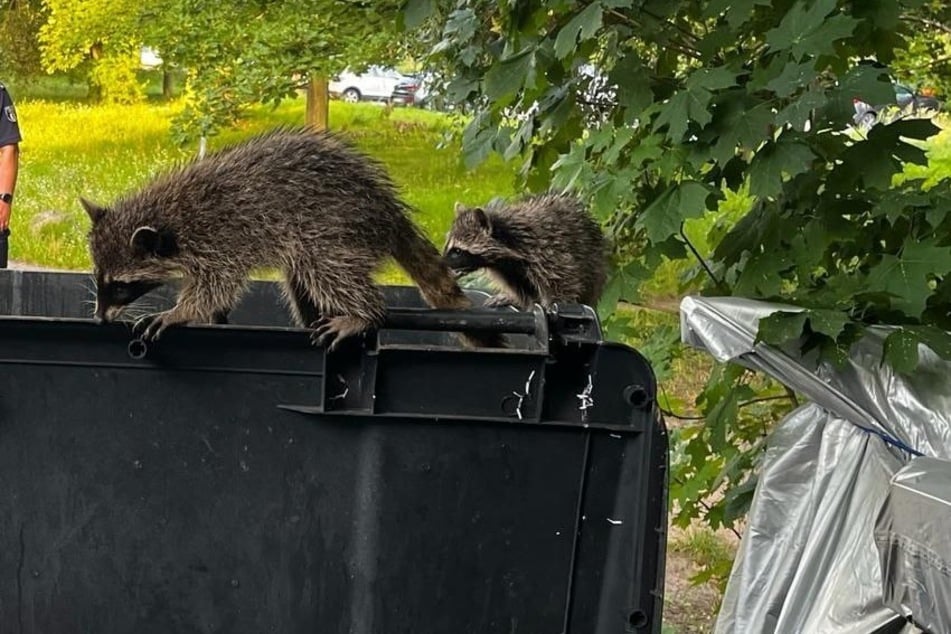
391 76 420 106
853 82 942 129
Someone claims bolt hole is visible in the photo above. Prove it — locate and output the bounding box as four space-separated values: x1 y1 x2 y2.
128 338 148 360
628 609 648 629
623 385 651 409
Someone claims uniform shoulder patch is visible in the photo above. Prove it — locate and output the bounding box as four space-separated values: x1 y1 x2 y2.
3 105 15 123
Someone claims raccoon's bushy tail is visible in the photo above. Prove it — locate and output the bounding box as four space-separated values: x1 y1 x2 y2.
392 219 504 349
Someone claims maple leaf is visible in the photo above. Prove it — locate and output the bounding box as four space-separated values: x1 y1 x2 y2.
748 139 816 199
637 182 712 243
864 238 951 317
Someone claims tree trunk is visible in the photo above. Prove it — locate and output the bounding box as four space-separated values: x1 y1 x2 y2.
162 70 173 99
306 76 329 130
88 41 104 103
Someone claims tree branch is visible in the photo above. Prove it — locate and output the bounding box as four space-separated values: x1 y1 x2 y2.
784 386 800 408
639 5 701 46
604 9 702 60
901 13 951 36
680 225 727 292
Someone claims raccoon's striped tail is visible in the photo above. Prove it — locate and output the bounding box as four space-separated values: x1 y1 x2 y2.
392 219 505 349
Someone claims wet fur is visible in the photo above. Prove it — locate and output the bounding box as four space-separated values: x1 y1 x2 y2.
443 193 608 310
84 126 498 349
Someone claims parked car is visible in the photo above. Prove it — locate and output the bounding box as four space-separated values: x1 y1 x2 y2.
852 82 942 129
391 72 451 111
390 75 423 106
329 66 410 104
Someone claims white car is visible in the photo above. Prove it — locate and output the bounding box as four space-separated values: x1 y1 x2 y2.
329 66 410 104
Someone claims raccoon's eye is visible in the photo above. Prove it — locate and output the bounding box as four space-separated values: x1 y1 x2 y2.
447 247 463 257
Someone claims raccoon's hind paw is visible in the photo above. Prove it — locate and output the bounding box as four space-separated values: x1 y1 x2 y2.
312 316 374 351
133 311 186 342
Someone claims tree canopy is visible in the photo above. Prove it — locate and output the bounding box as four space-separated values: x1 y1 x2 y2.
29 0 405 133
401 0 951 538
405 0 951 371
148 0 405 139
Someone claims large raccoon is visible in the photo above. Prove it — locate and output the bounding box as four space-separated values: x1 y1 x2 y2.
83 126 499 350
443 192 607 310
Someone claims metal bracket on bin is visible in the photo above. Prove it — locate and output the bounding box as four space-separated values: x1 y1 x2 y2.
278 303 647 433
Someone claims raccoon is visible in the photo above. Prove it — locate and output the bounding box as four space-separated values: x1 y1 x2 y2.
83 126 499 350
443 192 608 311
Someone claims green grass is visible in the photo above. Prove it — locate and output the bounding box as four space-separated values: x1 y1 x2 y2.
9 92 517 278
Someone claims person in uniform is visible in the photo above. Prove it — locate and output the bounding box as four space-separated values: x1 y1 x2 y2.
0 83 21 267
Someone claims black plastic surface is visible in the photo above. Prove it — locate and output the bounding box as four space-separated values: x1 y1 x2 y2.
0 270 667 634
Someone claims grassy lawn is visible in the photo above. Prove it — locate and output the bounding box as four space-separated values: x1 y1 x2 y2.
9 90 516 280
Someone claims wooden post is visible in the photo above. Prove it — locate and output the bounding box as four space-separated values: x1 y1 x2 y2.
306 76 330 130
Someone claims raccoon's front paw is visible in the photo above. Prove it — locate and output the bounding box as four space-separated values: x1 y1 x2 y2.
133 311 187 341
484 294 515 309
312 316 373 351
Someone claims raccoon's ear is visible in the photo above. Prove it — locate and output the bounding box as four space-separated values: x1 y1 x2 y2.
131 226 179 258
471 208 492 232
453 201 467 216
80 197 108 224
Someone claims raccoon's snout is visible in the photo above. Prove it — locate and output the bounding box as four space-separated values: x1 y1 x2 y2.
94 303 123 323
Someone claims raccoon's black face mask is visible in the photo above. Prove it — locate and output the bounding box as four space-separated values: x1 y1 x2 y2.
94 277 162 322
443 245 488 277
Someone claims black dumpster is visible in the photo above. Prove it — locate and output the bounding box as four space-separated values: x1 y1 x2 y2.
0 270 667 634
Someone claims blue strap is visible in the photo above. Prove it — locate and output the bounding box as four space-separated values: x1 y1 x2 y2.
853 422 924 457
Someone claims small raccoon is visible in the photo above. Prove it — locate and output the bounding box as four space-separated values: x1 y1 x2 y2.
443 192 607 310
84 126 499 349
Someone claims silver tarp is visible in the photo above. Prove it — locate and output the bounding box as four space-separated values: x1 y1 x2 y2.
679 296 951 634
876 456 951 634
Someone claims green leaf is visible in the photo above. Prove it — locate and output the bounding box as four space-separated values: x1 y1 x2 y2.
627 133 665 167
609 56 652 118
708 94 774 166
734 249 795 297
706 389 739 450
883 329 920 374
554 3 603 59
686 67 737 92
905 326 951 364
766 0 858 61
806 309 850 340
723 475 758 523
749 139 816 199
401 0 435 29
461 113 496 169
484 47 534 103
637 182 712 243
864 238 951 317
654 87 714 142
704 0 771 28
775 89 827 131
793 14 858 60
766 60 817 98
871 189 932 223
757 311 808 345
597 260 650 316
841 63 896 105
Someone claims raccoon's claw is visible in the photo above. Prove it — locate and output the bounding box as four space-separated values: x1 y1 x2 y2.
133 311 179 342
311 316 372 351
